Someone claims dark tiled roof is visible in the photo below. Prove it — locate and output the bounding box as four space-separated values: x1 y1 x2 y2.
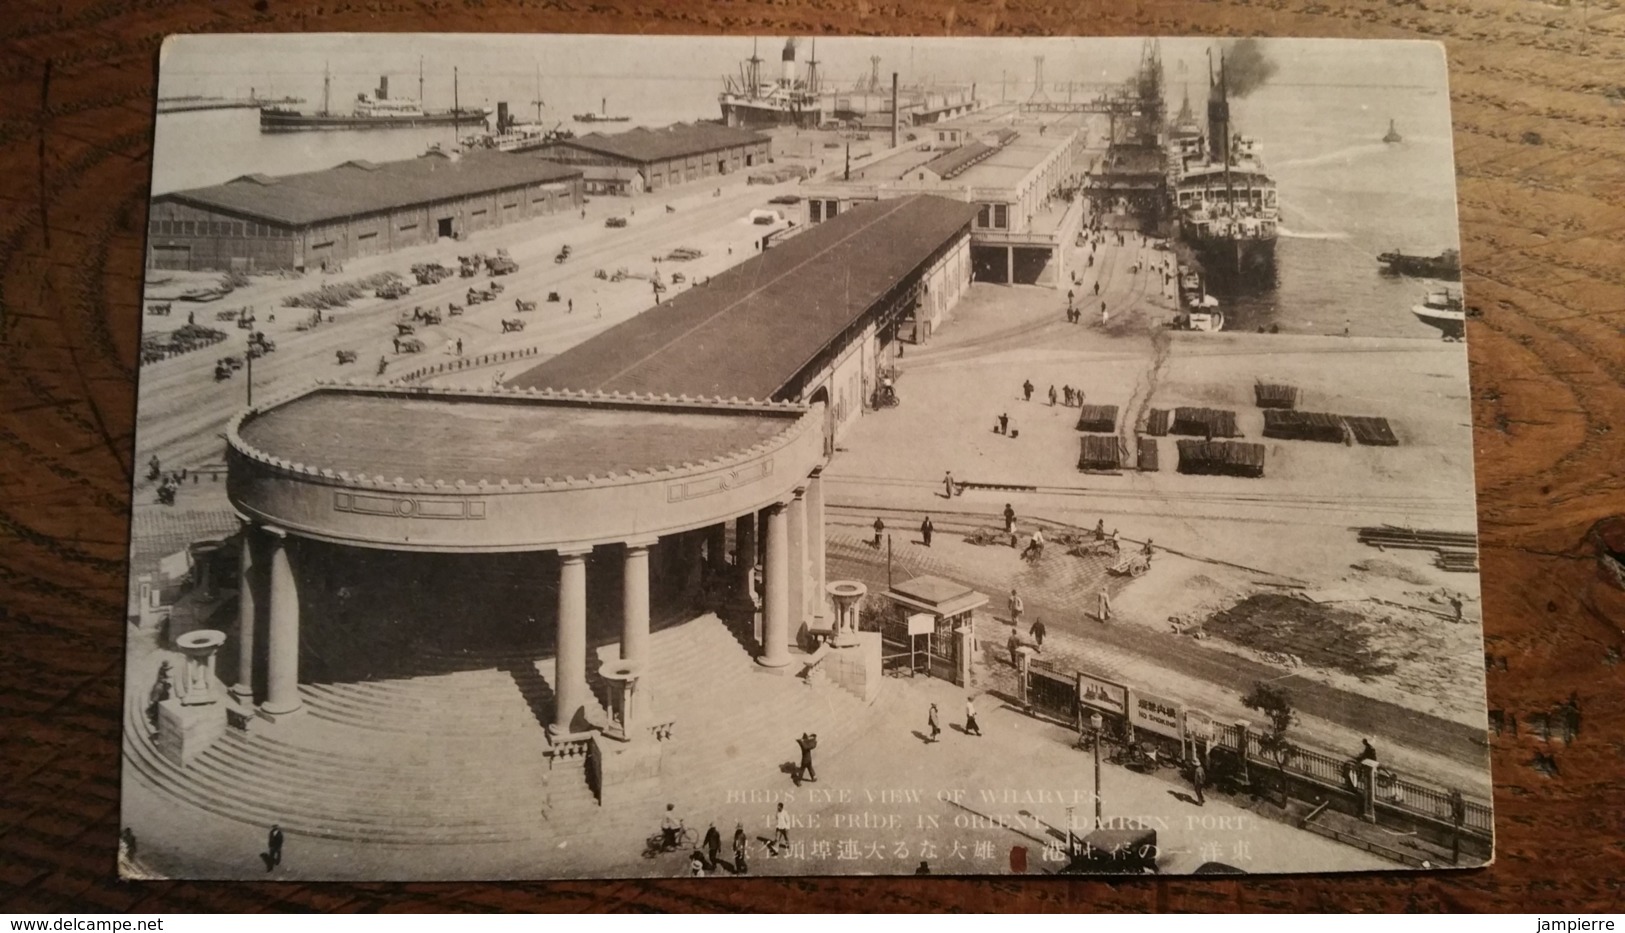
922 142 997 180
553 122 770 165
157 151 582 228
511 194 977 400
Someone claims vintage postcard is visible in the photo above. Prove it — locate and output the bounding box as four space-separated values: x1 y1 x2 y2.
123 34 1490 879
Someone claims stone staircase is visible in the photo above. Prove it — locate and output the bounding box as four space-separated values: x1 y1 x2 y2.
123 613 885 855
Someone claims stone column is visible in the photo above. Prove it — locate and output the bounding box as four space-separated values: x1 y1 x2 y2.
736 513 756 603
260 529 301 719
760 502 791 668
806 469 827 622
787 487 808 635
553 548 591 736
621 539 654 665
1006 245 1015 285
231 528 258 705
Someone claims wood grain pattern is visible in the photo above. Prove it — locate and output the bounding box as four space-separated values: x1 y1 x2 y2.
2 0 1623 912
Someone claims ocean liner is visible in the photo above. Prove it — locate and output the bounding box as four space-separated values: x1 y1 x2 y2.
718 38 824 129
1172 53 1278 285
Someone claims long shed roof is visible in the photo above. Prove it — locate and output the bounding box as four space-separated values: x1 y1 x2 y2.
156 150 582 227
510 194 977 400
551 122 770 165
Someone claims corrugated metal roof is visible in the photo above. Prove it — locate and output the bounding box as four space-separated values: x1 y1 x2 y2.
511 194 977 400
156 151 582 228
552 122 770 165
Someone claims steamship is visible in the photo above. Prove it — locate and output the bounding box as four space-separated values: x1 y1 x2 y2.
261 71 488 133
1171 52 1278 286
718 38 825 129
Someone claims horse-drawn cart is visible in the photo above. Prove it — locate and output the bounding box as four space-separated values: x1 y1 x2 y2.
1108 553 1150 578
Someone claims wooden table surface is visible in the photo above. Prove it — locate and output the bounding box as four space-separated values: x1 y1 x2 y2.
3 0 1623 913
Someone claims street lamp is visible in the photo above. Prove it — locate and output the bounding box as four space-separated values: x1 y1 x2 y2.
1089 710 1105 830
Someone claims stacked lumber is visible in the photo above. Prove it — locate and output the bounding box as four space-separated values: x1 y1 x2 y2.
1262 410 1346 443
1357 526 1477 552
1176 440 1266 477
1255 383 1299 409
1075 405 1119 433
1137 437 1159 472
1437 550 1480 573
1171 407 1240 438
1344 416 1399 446
1078 435 1122 471
1145 409 1171 437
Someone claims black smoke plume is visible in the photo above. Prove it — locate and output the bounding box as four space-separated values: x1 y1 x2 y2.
1222 39 1277 98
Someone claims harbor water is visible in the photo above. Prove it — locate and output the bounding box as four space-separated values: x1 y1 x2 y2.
1209 79 1462 339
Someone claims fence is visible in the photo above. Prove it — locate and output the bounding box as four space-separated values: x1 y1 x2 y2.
1036 669 1492 840
391 346 541 385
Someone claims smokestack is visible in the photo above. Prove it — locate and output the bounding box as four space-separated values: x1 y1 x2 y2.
497 102 510 133
1207 58 1229 164
378 75 389 100
782 39 797 87
891 72 899 149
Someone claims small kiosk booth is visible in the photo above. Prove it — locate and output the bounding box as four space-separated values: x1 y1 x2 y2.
882 574 987 685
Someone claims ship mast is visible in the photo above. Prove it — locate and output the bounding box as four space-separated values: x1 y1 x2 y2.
322 61 331 116
419 57 424 105
748 38 762 92
453 66 461 145
806 38 820 95
1218 53 1238 273
532 62 544 124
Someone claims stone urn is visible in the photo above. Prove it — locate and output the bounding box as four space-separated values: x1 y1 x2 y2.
826 580 867 647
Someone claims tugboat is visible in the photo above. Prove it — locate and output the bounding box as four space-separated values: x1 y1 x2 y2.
1383 118 1403 144
1173 51 1278 287
1378 247 1461 281
1411 287 1466 341
573 98 630 123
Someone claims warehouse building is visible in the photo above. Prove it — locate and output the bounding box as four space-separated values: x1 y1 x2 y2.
799 103 1087 288
146 150 584 272
528 122 772 193
512 194 976 454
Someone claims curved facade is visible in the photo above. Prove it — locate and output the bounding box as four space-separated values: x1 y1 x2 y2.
224 381 831 734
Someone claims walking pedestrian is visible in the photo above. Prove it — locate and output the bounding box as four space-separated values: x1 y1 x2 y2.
920 515 934 547
943 471 956 499
266 823 284 871
1008 588 1024 627
1190 758 1207 805
1110 528 1120 552
1004 503 1017 535
1101 303 1109 325
1094 281 1100 296
1094 518 1106 540
455 338 463 355
1048 385 1058 406
733 822 749 874
1449 595 1464 622
568 298 574 314
998 412 1009 435
1030 618 1046 651
704 821 723 869
927 703 941 743
796 732 818 783
1022 379 1034 402
1008 630 1023 668
773 802 791 854
964 696 982 736
1097 588 1112 623
873 516 885 548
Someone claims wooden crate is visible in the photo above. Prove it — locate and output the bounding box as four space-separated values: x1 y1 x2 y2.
1145 408 1171 436
1171 407 1240 438
1344 415 1399 446
1262 409 1346 443
1078 434 1122 471
1255 383 1299 409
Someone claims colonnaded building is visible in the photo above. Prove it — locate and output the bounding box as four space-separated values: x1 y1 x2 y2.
124 195 978 863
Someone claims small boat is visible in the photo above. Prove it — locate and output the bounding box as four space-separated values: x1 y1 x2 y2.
1378 247 1460 281
1383 118 1402 144
1411 288 1465 340
574 98 629 123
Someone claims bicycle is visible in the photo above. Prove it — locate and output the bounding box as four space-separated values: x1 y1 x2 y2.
642 821 699 858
